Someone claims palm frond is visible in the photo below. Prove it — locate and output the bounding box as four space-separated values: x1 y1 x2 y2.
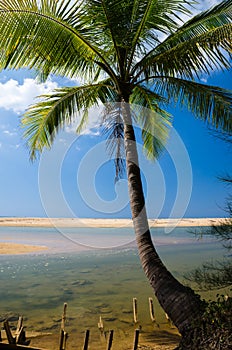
130 85 172 159
101 103 125 181
83 0 123 74
153 77 232 132
133 0 232 81
127 0 193 68
0 0 115 81
83 0 193 78
22 82 116 159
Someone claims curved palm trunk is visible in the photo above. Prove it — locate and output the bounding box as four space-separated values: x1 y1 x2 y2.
122 102 204 335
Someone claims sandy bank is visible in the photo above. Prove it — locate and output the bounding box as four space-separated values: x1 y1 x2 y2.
0 217 225 228
0 242 48 255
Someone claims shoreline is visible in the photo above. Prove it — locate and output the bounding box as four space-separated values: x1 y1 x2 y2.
0 216 225 228
0 217 225 255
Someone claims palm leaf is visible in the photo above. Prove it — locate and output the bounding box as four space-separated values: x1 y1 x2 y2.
0 0 115 81
101 103 125 181
84 0 193 77
153 77 232 131
22 81 116 159
133 0 232 81
130 85 172 159
127 0 193 69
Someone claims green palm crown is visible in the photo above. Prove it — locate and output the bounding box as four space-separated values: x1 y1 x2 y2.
0 0 231 162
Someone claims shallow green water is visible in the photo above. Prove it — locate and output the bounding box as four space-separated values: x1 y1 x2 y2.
0 226 229 340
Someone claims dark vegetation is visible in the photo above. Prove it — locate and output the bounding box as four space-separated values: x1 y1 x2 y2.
182 131 232 349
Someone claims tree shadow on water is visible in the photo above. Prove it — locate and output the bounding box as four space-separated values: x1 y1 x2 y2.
142 329 181 346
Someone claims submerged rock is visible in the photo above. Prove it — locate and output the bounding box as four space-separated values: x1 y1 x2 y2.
122 309 132 314
0 313 24 323
99 307 112 314
71 280 93 286
104 317 117 322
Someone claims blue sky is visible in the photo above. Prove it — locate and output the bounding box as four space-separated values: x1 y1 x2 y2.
0 0 231 219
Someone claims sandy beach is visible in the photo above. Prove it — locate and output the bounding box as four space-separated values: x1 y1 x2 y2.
0 216 224 228
0 217 224 255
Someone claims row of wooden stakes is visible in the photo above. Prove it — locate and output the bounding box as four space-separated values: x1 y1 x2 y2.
59 328 140 350
0 309 140 350
0 298 174 350
59 302 140 350
132 297 173 327
53 298 173 350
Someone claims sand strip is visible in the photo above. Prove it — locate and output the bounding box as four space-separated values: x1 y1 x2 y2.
0 242 48 255
0 217 226 228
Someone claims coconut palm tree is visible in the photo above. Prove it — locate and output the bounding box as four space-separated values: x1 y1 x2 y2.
0 0 231 340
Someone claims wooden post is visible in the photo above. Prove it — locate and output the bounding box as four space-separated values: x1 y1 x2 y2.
15 317 23 336
14 316 29 345
61 303 67 331
59 330 65 350
3 320 15 344
165 313 173 327
83 330 90 350
132 298 138 324
16 328 28 345
133 329 139 350
59 303 68 350
106 330 114 350
98 316 104 333
63 332 68 350
148 297 155 322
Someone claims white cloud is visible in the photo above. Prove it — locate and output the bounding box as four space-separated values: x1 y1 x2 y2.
65 123 100 136
65 105 103 136
3 130 17 136
200 77 208 83
10 144 20 149
0 78 58 114
58 138 68 145
83 128 101 136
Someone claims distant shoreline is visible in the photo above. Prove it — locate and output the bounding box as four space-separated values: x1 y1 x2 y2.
0 217 225 255
0 216 225 228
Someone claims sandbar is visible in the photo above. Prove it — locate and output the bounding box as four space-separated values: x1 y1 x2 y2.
0 217 225 228
0 242 48 255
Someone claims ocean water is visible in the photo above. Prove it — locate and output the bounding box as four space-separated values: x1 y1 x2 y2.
0 226 228 348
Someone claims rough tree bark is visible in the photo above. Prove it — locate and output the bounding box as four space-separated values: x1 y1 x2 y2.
122 101 204 336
